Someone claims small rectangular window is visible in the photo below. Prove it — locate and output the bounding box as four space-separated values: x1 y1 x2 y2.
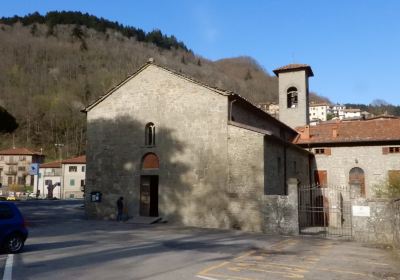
45 180 52 186
81 166 85 172
314 148 331 155
69 166 77 172
81 180 85 187
18 166 26 171
70 179 75 186
17 177 25 185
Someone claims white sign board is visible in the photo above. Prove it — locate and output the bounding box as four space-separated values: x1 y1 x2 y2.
352 206 370 217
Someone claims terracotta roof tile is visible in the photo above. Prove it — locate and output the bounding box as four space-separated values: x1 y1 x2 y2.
62 155 86 164
40 160 61 169
0 147 42 155
273 64 314 77
295 119 400 145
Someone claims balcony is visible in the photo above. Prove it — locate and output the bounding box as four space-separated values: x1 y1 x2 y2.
43 171 61 177
5 169 17 175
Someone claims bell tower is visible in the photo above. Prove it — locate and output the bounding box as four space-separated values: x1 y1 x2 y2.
273 64 313 129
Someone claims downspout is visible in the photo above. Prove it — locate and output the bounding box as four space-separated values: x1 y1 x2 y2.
227 98 238 194
229 98 238 121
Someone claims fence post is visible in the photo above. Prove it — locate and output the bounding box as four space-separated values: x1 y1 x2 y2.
287 178 300 235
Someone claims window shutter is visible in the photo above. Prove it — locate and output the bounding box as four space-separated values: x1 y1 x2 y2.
382 147 389 154
325 148 331 155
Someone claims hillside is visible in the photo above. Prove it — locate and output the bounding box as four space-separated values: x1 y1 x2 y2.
0 11 324 159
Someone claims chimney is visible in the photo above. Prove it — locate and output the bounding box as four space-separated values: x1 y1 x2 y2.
332 126 338 138
301 125 310 140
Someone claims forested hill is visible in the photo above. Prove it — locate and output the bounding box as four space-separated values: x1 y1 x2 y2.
0 11 326 160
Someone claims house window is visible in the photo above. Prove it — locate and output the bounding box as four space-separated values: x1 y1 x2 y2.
45 180 52 186
18 166 26 171
69 166 77 172
17 177 25 185
145 122 156 146
383 147 400 154
314 148 331 155
81 166 85 172
19 156 25 161
0 156 3 161
287 87 298 108
70 179 75 186
80 180 85 187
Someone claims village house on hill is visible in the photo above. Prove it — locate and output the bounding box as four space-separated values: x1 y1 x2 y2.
0 147 44 191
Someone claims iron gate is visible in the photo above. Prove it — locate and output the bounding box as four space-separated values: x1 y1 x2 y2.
298 185 352 239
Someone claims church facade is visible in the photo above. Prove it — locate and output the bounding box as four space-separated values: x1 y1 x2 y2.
83 60 312 231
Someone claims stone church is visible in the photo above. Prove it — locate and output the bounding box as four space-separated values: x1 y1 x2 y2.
83 60 313 231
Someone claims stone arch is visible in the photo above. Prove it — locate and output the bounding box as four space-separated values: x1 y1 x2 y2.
142 153 159 169
287 86 298 108
349 167 365 197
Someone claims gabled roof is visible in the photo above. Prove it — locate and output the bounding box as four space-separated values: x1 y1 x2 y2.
81 59 299 135
62 155 86 164
295 119 400 145
40 160 61 169
0 147 42 156
82 60 233 113
273 64 314 77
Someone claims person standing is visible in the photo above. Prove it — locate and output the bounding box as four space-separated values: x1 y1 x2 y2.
116 196 124 221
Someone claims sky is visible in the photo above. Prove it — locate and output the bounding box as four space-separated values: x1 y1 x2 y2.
1 0 400 105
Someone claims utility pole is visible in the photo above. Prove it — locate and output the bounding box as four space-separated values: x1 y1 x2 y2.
55 143 64 199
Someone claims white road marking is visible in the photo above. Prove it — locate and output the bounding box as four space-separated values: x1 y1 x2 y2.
196 275 220 280
2 254 13 280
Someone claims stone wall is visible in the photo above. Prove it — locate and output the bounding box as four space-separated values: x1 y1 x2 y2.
85 64 230 228
393 199 400 249
312 145 400 198
351 197 400 246
277 70 310 129
227 124 265 232
263 178 299 235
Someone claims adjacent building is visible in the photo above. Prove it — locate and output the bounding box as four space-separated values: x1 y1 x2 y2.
309 103 330 122
61 155 86 199
0 147 44 190
295 119 400 198
38 160 62 199
37 155 86 199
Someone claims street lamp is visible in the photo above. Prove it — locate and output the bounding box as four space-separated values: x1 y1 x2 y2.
55 143 64 199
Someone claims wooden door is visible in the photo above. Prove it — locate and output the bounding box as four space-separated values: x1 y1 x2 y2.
140 175 159 217
314 170 327 187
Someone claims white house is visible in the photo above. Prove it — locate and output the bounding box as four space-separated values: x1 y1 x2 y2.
343 108 361 119
61 155 86 199
309 103 330 122
38 160 62 199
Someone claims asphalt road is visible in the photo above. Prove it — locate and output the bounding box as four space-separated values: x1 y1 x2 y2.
1 200 398 280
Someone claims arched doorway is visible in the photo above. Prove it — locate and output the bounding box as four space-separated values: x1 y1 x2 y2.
140 153 159 217
349 167 365 197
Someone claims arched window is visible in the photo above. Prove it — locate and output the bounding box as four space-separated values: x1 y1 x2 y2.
349 167 365 197
142 153 159 169
287 87 298 108
145 123 155 146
